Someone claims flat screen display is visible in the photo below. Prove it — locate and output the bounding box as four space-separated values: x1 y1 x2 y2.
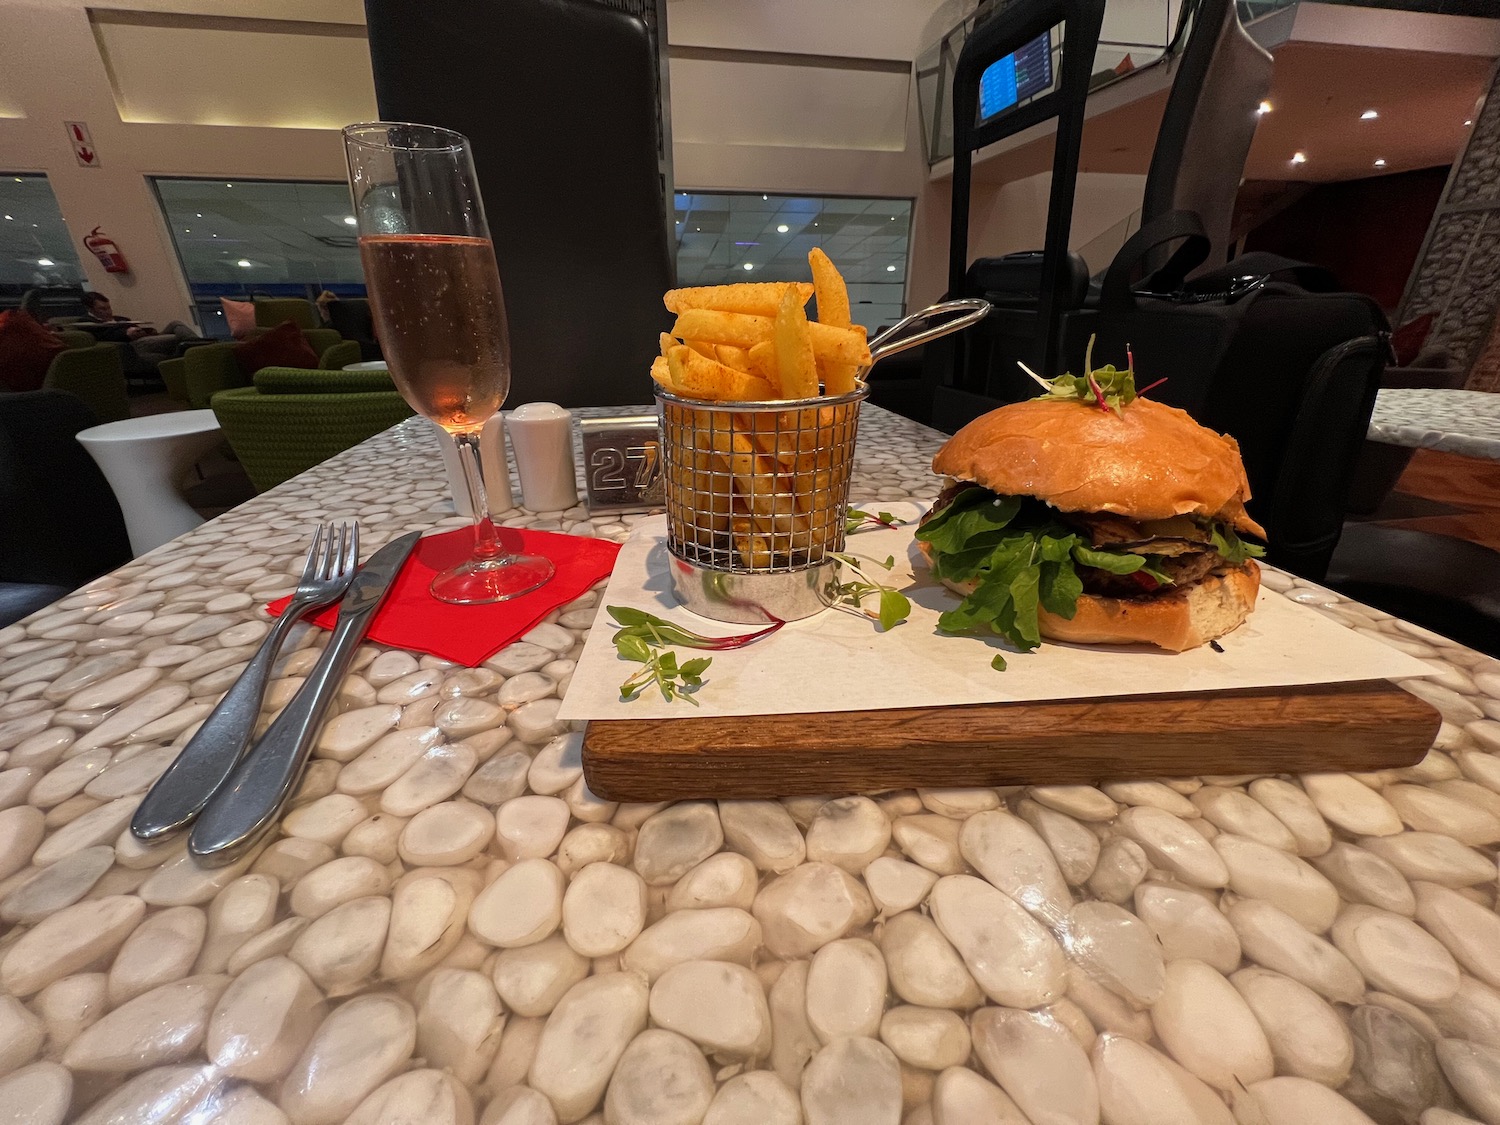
978 30 1054 121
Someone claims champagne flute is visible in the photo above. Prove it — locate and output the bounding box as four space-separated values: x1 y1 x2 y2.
343 122 553 604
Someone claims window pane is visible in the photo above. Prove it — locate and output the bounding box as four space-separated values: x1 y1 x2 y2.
673 191 912 331
0 174 87 290
153 178 366 337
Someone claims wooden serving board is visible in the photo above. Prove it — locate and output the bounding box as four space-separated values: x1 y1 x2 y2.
581 679 1440 801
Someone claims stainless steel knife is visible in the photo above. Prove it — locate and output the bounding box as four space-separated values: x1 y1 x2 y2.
188 530 422 864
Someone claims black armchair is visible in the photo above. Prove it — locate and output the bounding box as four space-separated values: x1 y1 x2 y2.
0 390 132 625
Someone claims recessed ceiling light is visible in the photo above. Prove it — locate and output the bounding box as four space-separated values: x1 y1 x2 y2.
886 265 897 272
196 213 202 218
184 229 190 233
762 195 768 201
343 216 357 226
225 183 233 188
236 259 252 267
1257 101 1272 115
1291 151 1307 165
13 177 21 182
36 258 54 267
742 263 754 271
1361 109 1378 120
776 224 789 234
2 216 10 221
1374 158 1387 167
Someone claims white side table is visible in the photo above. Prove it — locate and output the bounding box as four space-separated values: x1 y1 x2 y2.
77 410 225 556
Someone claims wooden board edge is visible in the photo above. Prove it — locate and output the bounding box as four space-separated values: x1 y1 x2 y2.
581 679 1442 801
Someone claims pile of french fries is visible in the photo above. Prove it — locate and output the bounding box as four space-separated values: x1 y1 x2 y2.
652 250 873 570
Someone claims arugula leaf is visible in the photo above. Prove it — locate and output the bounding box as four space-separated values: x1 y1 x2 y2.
915 489 1021 554
878 589 911 632
991 654 1007 671
1072 544 1147 575
1209 524 1266 565
1039 559 1083 618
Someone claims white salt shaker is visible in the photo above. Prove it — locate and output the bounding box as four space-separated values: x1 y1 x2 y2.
507 402 579 511
429 415 514 516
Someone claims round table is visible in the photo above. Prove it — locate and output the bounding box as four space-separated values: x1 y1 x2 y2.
1367 387 1500 460
75 409 224 556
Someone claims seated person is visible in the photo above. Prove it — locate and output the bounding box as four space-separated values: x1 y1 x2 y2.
81 291 201 370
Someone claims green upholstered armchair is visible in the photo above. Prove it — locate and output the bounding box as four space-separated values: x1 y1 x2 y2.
183 343 242 409
158 356 189 404
43 344 130 424
302 328 343 357
210 366 414 492
183 334 356 408
57 329 96 350
253 298 319 330
318 339 362 371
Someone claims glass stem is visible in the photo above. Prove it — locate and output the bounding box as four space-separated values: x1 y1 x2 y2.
454 430 505 562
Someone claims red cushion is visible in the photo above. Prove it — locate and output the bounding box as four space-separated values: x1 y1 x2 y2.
0 310 66 393
221 297 257 339
1391 312 1435 368
233 320 319 378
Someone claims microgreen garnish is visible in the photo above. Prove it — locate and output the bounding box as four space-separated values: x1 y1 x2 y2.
991 654 1007 672
830 553 912 631
607 606 782 650
616 642 711 705
846 508 906 536
606 606 784 705
1018 333 1167 415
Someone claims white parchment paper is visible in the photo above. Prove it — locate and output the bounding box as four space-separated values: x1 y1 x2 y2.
558 502 1436 721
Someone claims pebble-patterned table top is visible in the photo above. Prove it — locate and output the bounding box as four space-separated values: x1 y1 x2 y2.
2 407 1500 1125
1368 387 1500 461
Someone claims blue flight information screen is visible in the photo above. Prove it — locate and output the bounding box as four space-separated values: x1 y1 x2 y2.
978 30 1054 121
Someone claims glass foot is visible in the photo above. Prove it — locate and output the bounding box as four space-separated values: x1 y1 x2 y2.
430 553 554 605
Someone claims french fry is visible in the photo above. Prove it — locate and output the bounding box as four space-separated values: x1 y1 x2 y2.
774 286 818 399
810 248 859 395
671 310 872 369
809 248 851 327
730 513 774 568
706 423 811 549
715 344 752 371
650 354 675 390
668 346 777 402
747 341 780 390
664 282 813 317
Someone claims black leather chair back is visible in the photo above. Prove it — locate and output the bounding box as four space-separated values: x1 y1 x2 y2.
0 390 131 587
1139 0 1272 272
363 0 674 408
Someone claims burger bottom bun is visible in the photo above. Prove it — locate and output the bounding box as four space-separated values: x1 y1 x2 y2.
921 538 1260 652
1036 561 1260 652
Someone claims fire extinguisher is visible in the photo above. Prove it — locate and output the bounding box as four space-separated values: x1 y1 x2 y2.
84 226 129 275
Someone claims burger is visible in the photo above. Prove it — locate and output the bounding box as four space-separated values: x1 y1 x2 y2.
915 362 1265 658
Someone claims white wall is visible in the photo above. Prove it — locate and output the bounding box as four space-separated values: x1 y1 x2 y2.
0 0 968 329
0 1 367 328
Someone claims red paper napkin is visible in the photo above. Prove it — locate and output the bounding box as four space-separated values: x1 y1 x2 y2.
267 526 621 667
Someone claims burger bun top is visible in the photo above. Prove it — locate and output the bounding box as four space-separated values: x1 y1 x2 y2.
932 396 1265 538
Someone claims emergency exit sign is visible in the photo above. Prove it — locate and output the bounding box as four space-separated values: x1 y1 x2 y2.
66 122 99 168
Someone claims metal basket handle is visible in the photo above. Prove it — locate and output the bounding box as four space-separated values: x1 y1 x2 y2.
859 297 991 376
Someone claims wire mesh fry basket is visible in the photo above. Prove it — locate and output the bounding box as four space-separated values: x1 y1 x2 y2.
655 297 989 623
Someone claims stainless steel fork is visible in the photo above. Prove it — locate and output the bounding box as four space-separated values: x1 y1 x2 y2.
130 521 360 840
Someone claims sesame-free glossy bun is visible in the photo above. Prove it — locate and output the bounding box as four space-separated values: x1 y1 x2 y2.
931 397 1266 539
